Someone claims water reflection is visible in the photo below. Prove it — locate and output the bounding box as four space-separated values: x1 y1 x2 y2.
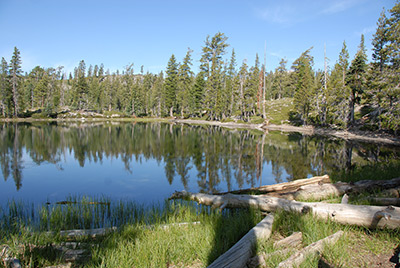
0 122 399 202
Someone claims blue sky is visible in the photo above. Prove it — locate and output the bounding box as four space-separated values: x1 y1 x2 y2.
0 0 396 75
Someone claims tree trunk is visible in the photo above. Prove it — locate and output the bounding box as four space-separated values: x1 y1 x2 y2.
169 191 400 229
219 175 331 195
277 231 344 268
207 214 274 268
363 198 400 206
51 227 117 238
247 232 302 268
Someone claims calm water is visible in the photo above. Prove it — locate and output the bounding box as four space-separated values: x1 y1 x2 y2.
1 121 399 205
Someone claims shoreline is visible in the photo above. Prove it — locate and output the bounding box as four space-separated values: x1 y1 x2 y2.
171 119 400 146
1 117 400 145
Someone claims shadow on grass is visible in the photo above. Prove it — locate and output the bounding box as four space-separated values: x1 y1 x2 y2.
206 208 261 266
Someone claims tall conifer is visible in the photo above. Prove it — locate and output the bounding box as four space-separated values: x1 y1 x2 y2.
10 47 22 116
164 54 178 117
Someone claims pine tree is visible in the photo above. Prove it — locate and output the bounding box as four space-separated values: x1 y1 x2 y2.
327 41 350 127
222 49 237 117
151 71 164 117
200 32 229 120
380 2 400 133
292 48 315 125
0 58 11 116
191 72 206 116
346 35 367 127
245 54 260 117
177 48 194 117
73 60 89 110
272 58 289 99
120 63 134 114
368 9 389 129
238 59 249 119
10 47 22 116
164 54 178 117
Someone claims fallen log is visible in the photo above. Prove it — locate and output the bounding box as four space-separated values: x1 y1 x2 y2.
272 177 400 201
247 248 292 268
220 175 331 195
207 213 274 268
277 230 344 268
274 231 303 249
44 264 72 268
143 221 201 230
169 191 400 229
282 182 352 201
247 232 303 268
51 227 117 238
364 198 400 206
352 177 400 192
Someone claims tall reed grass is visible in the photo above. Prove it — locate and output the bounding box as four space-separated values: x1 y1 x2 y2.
1 195 166 235
0 196 263 267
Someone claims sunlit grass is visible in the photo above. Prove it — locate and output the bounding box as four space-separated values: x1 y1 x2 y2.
255 209 400 268
265 98 294 125
0 197 262 267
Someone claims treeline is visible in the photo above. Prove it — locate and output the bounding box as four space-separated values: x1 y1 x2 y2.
0 3 399 133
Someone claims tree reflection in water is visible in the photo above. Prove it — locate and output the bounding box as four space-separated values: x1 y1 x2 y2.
0 122 399 197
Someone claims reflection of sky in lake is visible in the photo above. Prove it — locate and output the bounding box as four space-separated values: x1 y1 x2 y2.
0 148 287 206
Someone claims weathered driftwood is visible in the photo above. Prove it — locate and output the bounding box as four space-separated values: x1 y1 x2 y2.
169 191 400 229
61 248 89 262
247 248 292 268
274 232 303 249
207 213 274 268
220 175 331 195
247 232 303 268
352 177 400 192
277 230 344 268
148 221 201 230
364 198 400 206
283 182 352 201
273 177 400 201
55 227 117 238
44 264 72 268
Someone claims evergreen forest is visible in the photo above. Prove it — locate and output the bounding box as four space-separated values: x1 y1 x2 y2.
1 3 399 134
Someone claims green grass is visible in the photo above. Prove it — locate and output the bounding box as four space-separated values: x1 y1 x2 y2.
0 198 262 268
255 209 400 268
1 196 399 267
265 98 295 125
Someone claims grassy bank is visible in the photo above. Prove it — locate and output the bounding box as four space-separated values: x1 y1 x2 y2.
0 198 262 267
1 197 398 267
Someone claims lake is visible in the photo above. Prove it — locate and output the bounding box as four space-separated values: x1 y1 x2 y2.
1 121 399 206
